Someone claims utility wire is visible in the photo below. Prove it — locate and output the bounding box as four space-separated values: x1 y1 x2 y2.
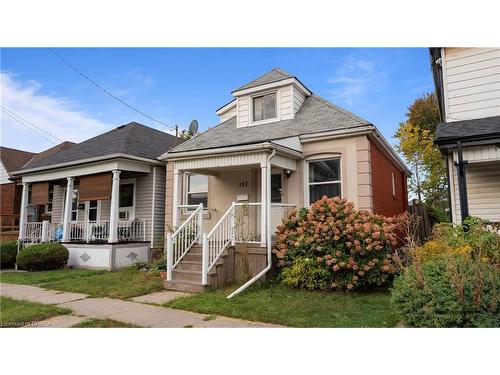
1 108 57 145
1 106 64 143
49 48 175 131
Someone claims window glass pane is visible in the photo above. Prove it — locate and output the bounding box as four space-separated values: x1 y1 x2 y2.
309 159 340 183
89 200 98 208
265 93 276 119
309 183 341 204
253 93 276 121
188 174 208 193
187 192 208 207
120 184 134 207
253 96 264 121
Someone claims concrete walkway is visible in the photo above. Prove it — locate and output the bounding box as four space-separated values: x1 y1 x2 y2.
0 283 278 328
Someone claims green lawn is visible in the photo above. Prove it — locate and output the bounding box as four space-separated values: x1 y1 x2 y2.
0 296 71 327
166 284 398 327
72 318 140 328
0 268 163 299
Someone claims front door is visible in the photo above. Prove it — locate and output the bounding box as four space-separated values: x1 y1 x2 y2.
271 173 282 203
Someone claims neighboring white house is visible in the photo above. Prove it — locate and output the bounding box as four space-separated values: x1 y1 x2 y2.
431 48 500 224
11 122 177 270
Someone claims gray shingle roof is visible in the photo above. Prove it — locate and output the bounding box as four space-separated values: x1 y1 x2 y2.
0 146 36 175
170 94 371 153
22 122 177 170
435 115 500 144
233 68 294 92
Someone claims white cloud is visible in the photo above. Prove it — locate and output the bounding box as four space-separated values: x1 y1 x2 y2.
327 52 388 107
0 72 112 152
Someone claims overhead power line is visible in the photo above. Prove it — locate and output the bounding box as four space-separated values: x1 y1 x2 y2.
49 48 175 131
1 108 57 145
1 106 64 143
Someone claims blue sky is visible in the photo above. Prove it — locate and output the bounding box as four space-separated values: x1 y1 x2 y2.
0 48 434 152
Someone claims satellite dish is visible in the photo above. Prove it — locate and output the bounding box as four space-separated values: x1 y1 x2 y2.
188 120 199 135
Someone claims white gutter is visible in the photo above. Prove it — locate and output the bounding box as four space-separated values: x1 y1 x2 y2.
12 153 164 176
227 149 276 299
160 142 302 161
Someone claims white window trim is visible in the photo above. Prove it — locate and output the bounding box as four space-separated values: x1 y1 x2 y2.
119 178 136 220
85 200 101 222
250 90 281 126
46 184 54 213
183 172 208 210
304 155 343 206
391 172 396 197
63 186 79 223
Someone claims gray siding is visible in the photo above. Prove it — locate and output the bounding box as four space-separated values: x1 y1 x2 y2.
51 185 65 224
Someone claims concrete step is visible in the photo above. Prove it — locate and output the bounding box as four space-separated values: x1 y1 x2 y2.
163 279 207 293
176 260 202 272
189 244 202 254
172 269 202 283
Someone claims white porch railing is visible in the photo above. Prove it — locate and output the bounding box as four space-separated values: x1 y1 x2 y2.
202 202 236 285
24 222 43 243
166 204 204 281
22 219 146 243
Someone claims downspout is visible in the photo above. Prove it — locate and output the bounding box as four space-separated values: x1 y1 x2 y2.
455 141 469 223
227 149 276 299
444 151 453 222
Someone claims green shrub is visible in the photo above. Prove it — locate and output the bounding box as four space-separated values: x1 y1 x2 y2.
281 258 331 290
274 196 400 291
431 217 500 264
16 243 69 271
1 241 19 269
391 256 499 327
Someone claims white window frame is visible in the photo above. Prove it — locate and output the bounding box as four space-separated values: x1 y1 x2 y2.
183 173 208 210
391 172 396 197
85 200 101 222
250 90 280 126
46 183 54 213
304 155 343 206
63 186 80 223
119 178 136 220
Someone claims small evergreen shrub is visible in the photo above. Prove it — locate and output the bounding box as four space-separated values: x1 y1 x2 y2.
274 196 400 291
16 243 69 271
1 241 19 269
391 255 499 327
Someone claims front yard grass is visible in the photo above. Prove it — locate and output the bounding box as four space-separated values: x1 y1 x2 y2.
0 268 163 299
72 318 140 328
0 296 71 327
166 283 398 327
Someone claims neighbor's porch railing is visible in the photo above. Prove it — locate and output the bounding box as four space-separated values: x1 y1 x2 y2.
23 219 146 244
166 204 204 281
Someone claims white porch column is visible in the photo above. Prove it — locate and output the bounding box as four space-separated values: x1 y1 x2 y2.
108 170 121 243
260 162 267 247
18 182 29 240
62 177 74 242
172 169 180 228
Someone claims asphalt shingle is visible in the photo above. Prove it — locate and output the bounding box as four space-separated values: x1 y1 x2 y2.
170 94 371 153
21 122 177 170
435 115 500 143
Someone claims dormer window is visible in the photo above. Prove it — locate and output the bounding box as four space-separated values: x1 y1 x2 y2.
253 92 277 122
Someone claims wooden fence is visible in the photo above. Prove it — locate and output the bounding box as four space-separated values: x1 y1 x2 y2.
408 202 432 242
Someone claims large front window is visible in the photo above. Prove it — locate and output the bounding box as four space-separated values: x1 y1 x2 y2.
308 158 341 204
186 174 208 207
253 93 277 122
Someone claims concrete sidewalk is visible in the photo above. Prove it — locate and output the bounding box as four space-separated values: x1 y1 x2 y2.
0 283 278 328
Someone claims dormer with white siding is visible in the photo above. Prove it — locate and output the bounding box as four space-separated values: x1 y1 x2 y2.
216 68 311 126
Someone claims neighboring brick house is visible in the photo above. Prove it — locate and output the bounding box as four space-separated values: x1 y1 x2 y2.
158 68 411 292
0 146 36 240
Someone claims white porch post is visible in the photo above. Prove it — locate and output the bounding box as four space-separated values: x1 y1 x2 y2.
108 170 121 243
62 177 74 242
18 182 29 240
260 162 267 247
172 169 180 228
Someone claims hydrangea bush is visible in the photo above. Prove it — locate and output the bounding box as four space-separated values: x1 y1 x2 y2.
274 196 400 291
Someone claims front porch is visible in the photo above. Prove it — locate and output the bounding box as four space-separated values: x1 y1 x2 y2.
18 159 165 270
164 147 301 292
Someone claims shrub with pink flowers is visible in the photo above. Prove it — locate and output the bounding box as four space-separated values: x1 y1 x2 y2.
274 196 400 291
